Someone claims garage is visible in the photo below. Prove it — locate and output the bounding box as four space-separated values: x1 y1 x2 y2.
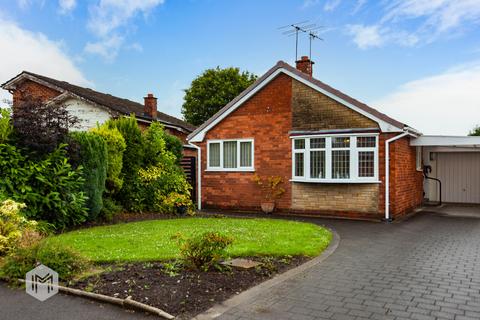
411 136 480 205
436 152 480 203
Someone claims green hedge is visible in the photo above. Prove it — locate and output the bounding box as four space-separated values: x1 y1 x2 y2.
69 132 108 221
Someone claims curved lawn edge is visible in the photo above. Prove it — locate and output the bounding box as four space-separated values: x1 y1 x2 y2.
45 217 332 263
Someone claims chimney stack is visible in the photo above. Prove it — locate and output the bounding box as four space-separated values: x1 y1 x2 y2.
144 93 157 119
296 56 314 77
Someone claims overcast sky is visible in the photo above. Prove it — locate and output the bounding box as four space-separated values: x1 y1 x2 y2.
1 0 479 135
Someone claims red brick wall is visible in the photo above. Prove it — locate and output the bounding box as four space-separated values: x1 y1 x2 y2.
12 80 61 111
389 136 424 218
198 74 293 211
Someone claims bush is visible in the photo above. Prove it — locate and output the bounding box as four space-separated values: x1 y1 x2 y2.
91 125 126 194
99 197 123 221
0 199 36 256
0 144 88 229
163 132 183 163
104 116 144 209
0 108 13 144
12 96 80 156
173 232 233 271
0 242 90 282
69 132 108 220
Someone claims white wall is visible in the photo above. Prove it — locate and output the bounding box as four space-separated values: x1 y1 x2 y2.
64 98 112 131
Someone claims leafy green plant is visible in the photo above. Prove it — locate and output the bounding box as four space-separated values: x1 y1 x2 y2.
182 67 257 126
0 242 90 282
0 144 88 229
173 232 233 271
0 108 13 144
0 199 36 255
69 132 108 220
91 125 126 194
99 197 123 221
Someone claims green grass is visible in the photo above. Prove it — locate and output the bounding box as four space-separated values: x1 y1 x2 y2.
45 217 332 262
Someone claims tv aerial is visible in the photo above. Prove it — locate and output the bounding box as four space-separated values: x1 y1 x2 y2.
279 21 324 61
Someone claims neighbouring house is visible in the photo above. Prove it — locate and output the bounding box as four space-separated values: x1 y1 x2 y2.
1 71 196 144
1 71 198 198
187 57 480 221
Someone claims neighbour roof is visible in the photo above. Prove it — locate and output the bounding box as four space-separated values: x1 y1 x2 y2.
1 71 196 133
188 61 411 141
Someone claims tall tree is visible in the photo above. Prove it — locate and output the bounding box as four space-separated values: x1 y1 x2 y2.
469 125 480 136
182 67 257 126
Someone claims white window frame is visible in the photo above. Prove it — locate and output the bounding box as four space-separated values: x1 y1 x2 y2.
291 133 380 183
206 139 255 172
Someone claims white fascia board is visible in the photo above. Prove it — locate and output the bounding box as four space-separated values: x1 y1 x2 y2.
411 135 480 147
188 68 403 142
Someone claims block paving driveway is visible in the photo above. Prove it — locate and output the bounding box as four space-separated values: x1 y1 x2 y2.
220 211 480 320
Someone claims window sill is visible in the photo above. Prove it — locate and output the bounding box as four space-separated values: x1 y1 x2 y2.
205 168 255 172
290 178 381 184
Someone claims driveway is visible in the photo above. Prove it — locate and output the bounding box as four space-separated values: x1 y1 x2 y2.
217 211 480 320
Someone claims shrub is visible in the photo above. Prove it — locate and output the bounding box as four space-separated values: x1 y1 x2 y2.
0 242 90 282
99 197 123 221
12 96 80 156
163 132 183 163
91 125 126 194
105 116 144 209
173 232 233 271
69 132 108 220
0 199 36 256
251 174 286 201
0 108 13 144
0 144 88 229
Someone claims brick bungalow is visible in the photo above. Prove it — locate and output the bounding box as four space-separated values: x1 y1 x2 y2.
187 57 427 221
1 71 196 147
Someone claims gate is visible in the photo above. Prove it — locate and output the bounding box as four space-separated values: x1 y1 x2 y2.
180 156 196 203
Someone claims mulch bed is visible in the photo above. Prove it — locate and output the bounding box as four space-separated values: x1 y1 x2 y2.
72 256 309 319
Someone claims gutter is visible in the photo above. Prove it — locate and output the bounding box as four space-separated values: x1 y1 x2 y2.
384 131 413 222
187 142 202 211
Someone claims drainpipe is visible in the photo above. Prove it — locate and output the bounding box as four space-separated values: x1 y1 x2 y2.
384 132 410 222
188 142 202 211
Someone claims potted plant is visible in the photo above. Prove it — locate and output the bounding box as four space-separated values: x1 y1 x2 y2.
163 193 192 216
251 174 285 213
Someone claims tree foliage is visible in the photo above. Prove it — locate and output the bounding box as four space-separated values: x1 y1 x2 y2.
12 96 80 155
469 125 480 136
0 108 13 144
181 67 257 126
91 125 126 194
69 132 108 221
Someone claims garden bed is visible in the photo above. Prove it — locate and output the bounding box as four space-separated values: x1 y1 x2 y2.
72 256 309 319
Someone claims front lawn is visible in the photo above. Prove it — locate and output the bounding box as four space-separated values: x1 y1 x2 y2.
46 217 332 262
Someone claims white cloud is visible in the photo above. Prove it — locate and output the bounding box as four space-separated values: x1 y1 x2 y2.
347 24 384 49
374 61 480 135
0 18 90 104
85 0 164 59
348 0 480 49
58 0 76 14
324 0 341 12
85 35 124 61
352 0 367 15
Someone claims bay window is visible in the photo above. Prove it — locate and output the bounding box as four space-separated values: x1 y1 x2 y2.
292 134 379 182
207 139 254 171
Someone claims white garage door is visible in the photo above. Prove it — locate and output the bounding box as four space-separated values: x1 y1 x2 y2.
437 152 480 203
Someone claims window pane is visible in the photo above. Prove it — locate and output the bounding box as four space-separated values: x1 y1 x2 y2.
310 138 325 149
358 151 374 177
332 150 350 179
357 136 376 148
223 141 237 168
240 141 252 167
295 153 304 177
209 143 220 167
294 139 305 149
332 137 350 148
310 151 325 178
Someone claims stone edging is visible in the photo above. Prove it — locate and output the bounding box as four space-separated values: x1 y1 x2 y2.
192 227 341 320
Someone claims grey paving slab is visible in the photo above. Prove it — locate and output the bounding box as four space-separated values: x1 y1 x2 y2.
216 212 480 320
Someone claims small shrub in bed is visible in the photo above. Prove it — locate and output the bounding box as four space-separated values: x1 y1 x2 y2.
0 199 36 256
0 242 90 282
173 232 233 271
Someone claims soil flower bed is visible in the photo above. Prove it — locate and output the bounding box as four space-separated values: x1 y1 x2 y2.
72 256 309 319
